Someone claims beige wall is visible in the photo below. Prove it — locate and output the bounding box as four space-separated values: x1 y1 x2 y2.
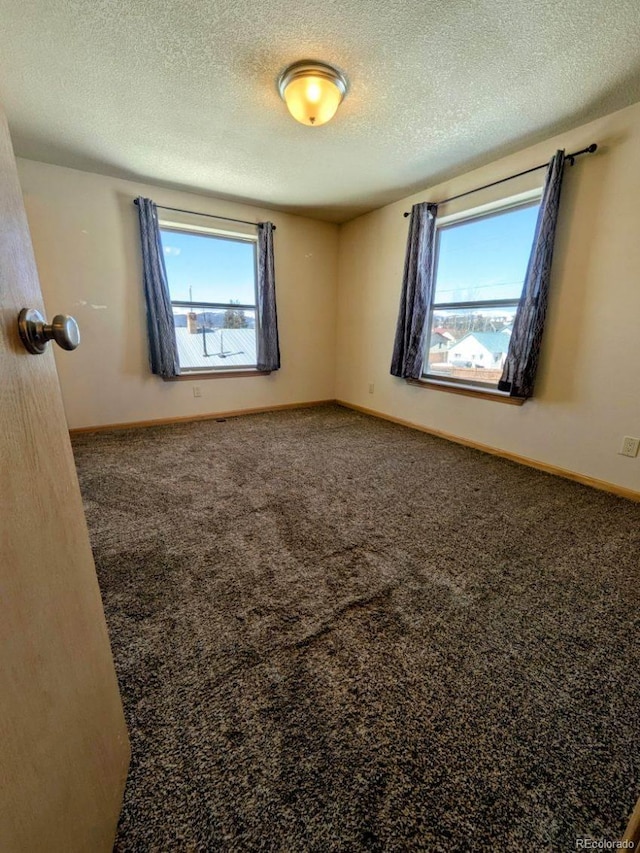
336 101 640 493
17 160 339 429
17 100 640 492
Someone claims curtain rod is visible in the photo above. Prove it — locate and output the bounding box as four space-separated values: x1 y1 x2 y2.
402 143 597 217
133 199 276 230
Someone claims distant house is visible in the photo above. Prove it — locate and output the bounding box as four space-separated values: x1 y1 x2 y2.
448 331 510 369
433 327 455 343
430 330 451 349
428 330 452 364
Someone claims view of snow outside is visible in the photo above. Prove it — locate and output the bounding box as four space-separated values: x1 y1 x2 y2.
160 228 258 369
425 202 539 387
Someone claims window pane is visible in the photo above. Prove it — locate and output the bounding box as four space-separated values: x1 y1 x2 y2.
433 203 539 304
424 306 516 387
160 229 256 305
173 307 257 370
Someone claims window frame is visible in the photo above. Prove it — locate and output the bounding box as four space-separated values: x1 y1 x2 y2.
421 189 542 397
159 220 262 376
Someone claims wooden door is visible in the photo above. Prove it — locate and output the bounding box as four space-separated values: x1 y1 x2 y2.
0 106 129 850
623 794 640 848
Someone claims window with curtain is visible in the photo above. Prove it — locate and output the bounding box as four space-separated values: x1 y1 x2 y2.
422 195 541 391
159 223 260 373
392 149 566 399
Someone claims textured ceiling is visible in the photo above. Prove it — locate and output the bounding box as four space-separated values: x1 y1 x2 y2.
1 0 640 222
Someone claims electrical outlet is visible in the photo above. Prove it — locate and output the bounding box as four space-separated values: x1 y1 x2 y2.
368 383 375 394
192 386 202 398
619 436 640 458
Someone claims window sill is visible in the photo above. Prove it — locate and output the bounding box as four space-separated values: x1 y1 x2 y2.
407 377 525 405
163 369 271 382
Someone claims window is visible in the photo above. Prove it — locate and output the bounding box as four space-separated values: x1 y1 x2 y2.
159 223 259 373
423 196 540 391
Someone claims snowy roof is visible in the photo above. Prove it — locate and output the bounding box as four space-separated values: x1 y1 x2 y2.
175 327 257 370
433 327 455 341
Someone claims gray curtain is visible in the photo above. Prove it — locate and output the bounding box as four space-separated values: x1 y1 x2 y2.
498 151 565 398
390 202 438 379
256 222 280 372
135 197 180 379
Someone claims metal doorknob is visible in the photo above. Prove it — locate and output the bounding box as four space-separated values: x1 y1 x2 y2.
18 308 81 354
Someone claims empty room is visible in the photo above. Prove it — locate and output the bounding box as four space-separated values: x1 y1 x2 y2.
1 0 640 850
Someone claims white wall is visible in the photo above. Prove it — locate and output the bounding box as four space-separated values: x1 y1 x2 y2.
17 160 339 429
336 101 640 493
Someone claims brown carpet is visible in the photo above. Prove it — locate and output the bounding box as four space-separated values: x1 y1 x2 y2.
71 404 640 851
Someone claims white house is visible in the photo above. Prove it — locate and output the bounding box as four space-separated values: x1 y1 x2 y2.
448 331 510 368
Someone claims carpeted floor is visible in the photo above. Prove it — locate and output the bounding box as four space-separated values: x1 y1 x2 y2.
71 404 640 852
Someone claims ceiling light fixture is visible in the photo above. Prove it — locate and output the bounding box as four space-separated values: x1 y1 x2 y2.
278 60 348 127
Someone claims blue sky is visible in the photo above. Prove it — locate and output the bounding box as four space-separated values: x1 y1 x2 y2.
159 203 538 309
160 229 256 304
434 202 539 305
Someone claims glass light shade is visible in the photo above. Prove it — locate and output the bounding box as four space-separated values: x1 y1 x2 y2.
278 61 347 127
283 75 342 126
